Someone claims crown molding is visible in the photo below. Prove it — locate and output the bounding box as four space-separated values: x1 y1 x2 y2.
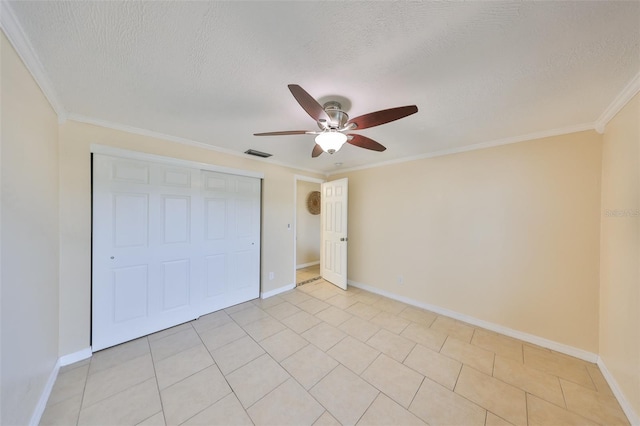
328 122 596 176
67 113 324 176
0 1 67 123
595 72 640 133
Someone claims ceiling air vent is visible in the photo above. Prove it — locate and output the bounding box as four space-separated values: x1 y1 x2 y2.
244 149 272 158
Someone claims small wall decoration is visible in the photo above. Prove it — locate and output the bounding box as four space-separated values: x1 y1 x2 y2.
306 191 321 215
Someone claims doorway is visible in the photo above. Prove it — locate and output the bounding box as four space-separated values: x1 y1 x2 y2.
294 176 323 286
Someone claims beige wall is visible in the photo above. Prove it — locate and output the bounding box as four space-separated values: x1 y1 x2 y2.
58 120 323 354
296 180 321 267
334 130 603 352
1 33 60 425
599 93 640 416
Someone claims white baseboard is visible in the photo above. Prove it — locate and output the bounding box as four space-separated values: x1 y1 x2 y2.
60 347 93 366
296 261 320 269
29 348 93 425
261 283 296 299
28 359 60 426
597 357 639 425
347 279 598 363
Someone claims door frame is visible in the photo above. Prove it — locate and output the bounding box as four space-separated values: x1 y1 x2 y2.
293 175 325 284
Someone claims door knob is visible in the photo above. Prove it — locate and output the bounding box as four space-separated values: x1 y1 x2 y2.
340 237 348 242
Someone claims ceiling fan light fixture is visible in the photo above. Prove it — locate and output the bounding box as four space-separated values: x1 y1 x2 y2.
315 131 347 154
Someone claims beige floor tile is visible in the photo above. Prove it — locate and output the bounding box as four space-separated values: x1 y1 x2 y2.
430 316 475 342
297 280 327 294
265 301 301 320
155 344 214 390
471 329 523 362
251 295 285 309
527 393 598 426
260 328 309 361
455 366 527 426
371 298 408 315
191 310 233 334
370 311 410 334
281 310 323 333
353 291 382 305
409 377 486 426
211 335 265 374
302 322 347 351
313 411 341 426
357 393 426 426
398 306 437 326
78 378 161 426
47 363 89 406
440 337 494 375
83 353 155 408
310 365 379 426
136 411 165 425
226 354 290 408
198 321 246 351
241 316 286 341
338 316 381 341
586 364 616 396
346 302 382 320
279 290 313 305
181 393 252 426
326 293 359 309
486 412 514 426
281 344 339 389
401 322 448 352
315 305 353 327
147 323 193 342
403 344 462 390
90 337 150 375
561 378 630 425
362 354 424 408
248 378 325 425
224 300 255 314
40 394 82 426
297 297 331 314
309 286 344 301
493 355 565 408
327 336 380 374
367 329 416 362
523 345 595 389
149 328 201 362
160 365 231 426
59 358 90 374
228 305 270 326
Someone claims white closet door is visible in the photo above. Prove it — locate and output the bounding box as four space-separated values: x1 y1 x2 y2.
92 154 260 351
200 171 261 314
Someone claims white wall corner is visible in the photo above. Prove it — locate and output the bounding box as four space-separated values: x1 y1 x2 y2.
261 283 295 299
597 357 640 426
28 359 60 426
0 1 67 122
595 72 640 132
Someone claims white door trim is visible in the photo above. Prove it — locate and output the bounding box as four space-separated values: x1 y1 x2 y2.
91 144 265 179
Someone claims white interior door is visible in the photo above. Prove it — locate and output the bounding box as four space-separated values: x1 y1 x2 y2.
92 154 260 351
321 178 348 290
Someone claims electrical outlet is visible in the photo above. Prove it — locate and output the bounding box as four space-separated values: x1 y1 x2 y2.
269 272 274 280
397 275 404 285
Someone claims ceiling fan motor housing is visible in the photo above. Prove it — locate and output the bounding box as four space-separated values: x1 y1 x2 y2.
319 101 349 130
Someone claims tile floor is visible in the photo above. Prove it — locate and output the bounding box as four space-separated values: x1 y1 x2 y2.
296 264 321 286
41 276 629 426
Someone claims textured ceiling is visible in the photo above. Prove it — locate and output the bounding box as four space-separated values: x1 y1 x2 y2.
6 1 640 173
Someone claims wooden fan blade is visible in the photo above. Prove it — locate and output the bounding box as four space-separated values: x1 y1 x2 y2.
312 144 324 157
348 134 387 152
254 130 310 136
347 105 418 130
288 84 330 122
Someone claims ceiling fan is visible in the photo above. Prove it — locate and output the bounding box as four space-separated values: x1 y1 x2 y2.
254 84 418 157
